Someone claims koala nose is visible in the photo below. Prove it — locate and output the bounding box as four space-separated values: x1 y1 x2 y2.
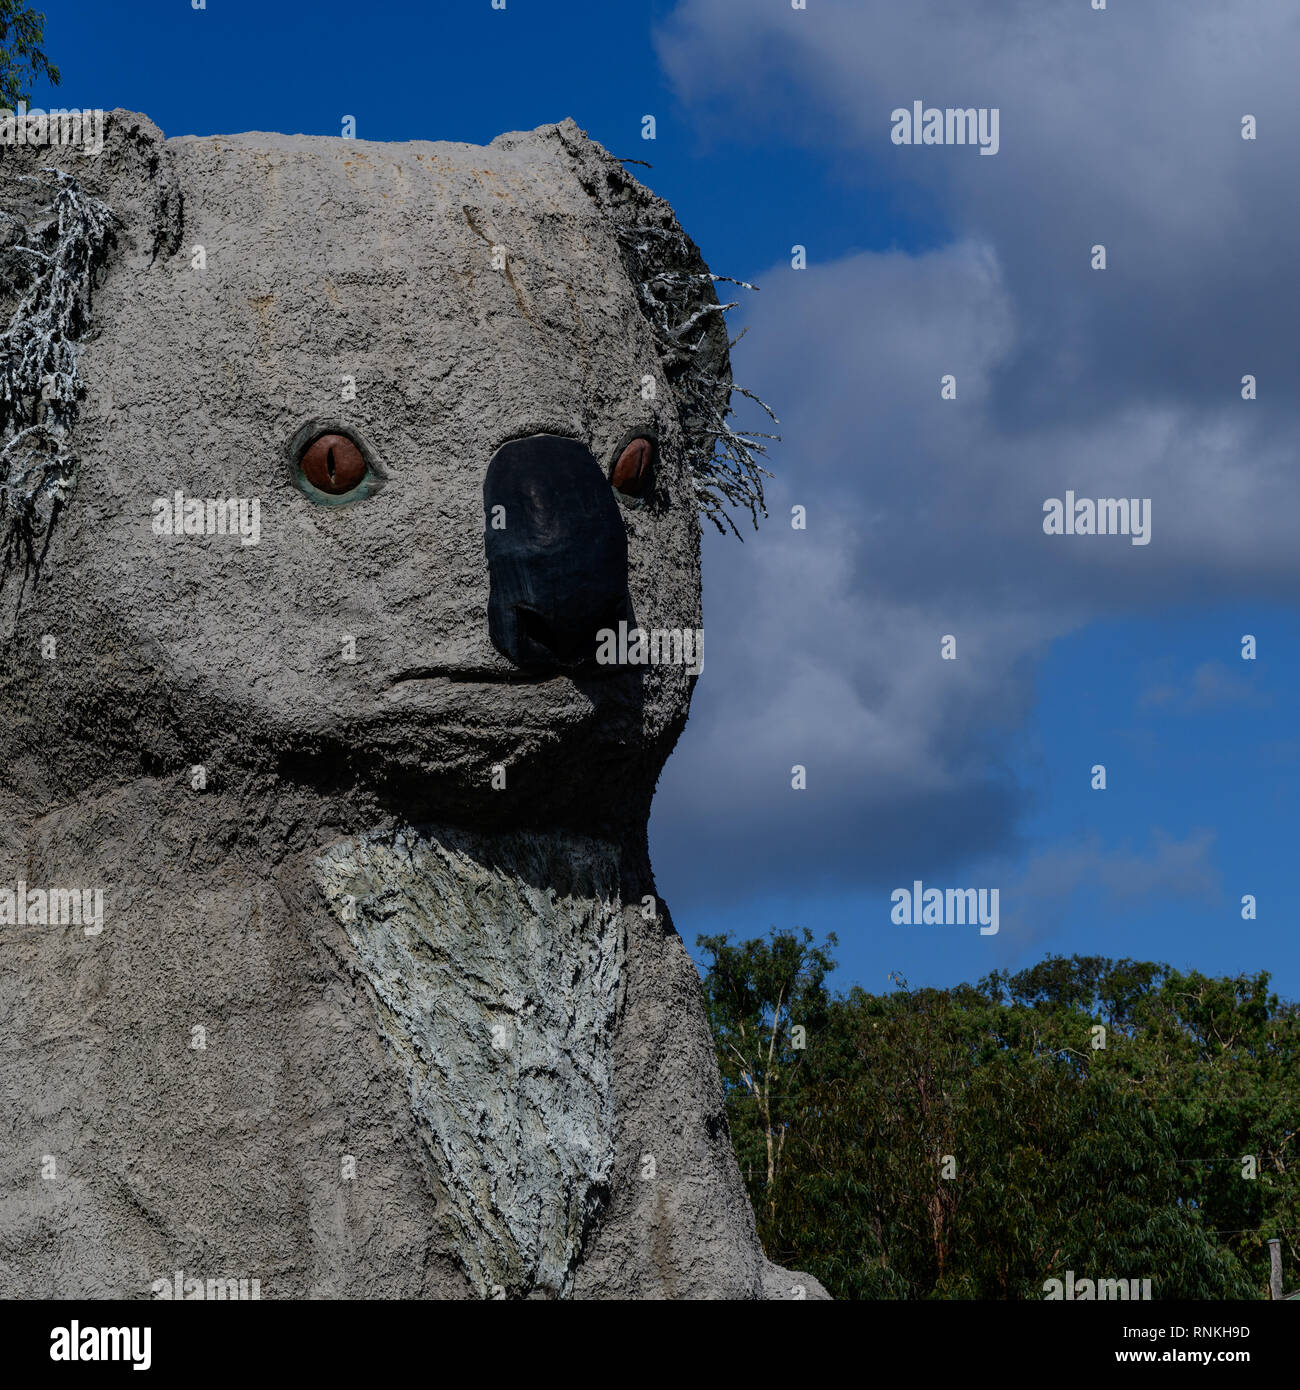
484 434 631 670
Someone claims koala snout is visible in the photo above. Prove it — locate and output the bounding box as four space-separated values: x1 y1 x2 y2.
483 434 631 670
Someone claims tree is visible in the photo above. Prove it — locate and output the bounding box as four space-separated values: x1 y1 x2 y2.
0 3 59 109
696 927 835 1221
699 939 1293 1299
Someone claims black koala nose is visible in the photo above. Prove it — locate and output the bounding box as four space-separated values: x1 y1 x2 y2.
484 434 631 670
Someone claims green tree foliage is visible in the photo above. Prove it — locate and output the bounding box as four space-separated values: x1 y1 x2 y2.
696 928 836 1222
698 933 1297 1299
0 3 59 109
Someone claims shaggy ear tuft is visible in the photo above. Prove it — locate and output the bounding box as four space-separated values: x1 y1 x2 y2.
0 111 181 605
0 109 182 267
539 119 776 539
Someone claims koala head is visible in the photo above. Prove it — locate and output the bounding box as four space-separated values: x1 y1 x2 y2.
0 112 764 835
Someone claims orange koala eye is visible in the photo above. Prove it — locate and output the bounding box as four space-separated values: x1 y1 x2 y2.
611 437 654 497
300 433 367 494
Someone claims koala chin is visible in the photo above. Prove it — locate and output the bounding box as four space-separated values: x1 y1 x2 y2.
0 111 826 1299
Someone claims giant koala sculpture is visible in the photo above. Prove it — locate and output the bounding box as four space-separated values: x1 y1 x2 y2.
0 111 825 1299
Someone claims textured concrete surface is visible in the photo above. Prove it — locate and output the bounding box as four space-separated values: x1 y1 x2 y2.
0 111 827 1298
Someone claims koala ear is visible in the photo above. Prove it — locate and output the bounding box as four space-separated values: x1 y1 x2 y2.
0 108 183 267
519 118 773 538
0 110 181 613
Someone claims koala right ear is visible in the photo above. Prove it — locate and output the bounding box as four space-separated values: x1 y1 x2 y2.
0 111 181 614
0 108 183 270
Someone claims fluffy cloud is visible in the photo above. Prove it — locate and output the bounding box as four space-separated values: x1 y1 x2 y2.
649 1 1298 913
990 829 1223 957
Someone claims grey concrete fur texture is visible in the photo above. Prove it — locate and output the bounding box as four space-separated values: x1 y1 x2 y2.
0 112 827 1299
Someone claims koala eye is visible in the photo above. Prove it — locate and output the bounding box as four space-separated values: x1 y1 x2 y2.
611 436 655 498
299 433 368 495
286 420 384 507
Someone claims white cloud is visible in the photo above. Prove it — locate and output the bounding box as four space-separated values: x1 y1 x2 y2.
650 0 1299 910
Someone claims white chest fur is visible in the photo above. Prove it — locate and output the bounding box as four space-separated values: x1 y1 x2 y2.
314 825 625 1296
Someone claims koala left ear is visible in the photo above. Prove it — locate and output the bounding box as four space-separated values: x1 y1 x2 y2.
538 118 733 382
515 118 773 539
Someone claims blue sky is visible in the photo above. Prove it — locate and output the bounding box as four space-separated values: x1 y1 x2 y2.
32 0 1300 999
